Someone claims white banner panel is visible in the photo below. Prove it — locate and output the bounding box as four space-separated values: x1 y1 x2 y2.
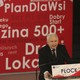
52 63 80 78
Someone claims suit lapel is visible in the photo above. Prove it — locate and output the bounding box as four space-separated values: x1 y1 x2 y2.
45 45 53 57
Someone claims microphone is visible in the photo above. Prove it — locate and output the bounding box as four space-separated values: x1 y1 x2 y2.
61 53 80 64
39 62 53 67
39 63 49 67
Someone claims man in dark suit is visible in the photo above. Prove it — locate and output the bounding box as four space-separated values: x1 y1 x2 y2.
38 33 73 80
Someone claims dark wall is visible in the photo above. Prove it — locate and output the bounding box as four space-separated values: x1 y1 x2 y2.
73 0 80 60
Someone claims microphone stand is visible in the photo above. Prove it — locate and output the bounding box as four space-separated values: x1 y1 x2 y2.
36 65 39 80
36 68 38 80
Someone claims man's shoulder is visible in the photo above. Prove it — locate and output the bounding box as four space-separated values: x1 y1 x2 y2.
39 45 48 50
38 45 49 52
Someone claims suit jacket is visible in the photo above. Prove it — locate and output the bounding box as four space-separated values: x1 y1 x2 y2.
38 44 72 80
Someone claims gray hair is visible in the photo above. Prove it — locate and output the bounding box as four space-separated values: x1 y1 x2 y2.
47 33 58 41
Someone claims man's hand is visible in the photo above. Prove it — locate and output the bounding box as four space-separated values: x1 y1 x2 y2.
44 71 52 79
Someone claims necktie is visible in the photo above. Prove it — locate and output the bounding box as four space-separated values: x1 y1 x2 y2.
52 49 56 58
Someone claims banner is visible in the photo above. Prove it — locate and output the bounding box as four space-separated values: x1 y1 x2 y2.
52 63 80 78
0 0 73 74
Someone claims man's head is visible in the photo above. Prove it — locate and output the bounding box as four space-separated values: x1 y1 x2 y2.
47 33 59 49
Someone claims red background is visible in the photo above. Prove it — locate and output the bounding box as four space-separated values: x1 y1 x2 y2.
0 0 73 74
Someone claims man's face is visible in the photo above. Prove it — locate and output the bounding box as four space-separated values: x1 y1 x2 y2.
47 36 58 49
